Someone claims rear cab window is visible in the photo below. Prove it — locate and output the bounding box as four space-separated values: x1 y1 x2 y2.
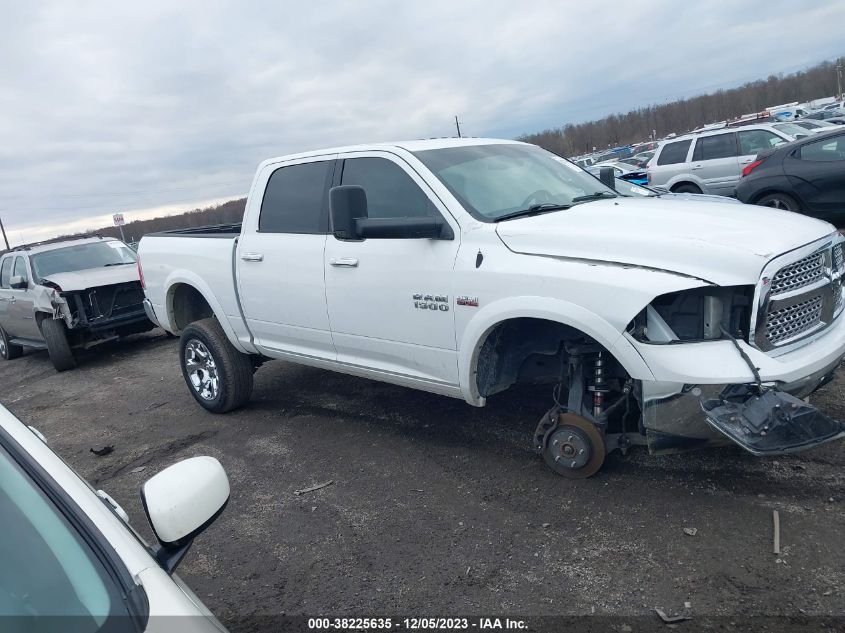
259 160 334 233
656 140 692 165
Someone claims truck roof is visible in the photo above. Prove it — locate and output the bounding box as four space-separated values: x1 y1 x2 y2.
258 137 525 168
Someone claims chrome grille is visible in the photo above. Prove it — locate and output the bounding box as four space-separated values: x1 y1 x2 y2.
765 295 824 346
769 252 825 296
834 244 843 272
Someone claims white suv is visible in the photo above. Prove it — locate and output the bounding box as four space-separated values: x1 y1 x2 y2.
647 124 798 195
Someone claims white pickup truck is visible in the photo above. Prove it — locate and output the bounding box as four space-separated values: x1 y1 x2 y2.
139 138 845 477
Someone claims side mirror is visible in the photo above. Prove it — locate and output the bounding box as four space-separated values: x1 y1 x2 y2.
330 185 368 240
9 275 27 290
141 456 229 574
598 167 617 191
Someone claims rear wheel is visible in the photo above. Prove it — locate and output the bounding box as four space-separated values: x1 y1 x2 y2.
672 183 702 194
0 325 23 360
756 192 801 212
40 319 77 372
179 318 253 413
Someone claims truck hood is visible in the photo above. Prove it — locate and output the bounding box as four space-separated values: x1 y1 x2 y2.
42 265 140 291
495 197 835 286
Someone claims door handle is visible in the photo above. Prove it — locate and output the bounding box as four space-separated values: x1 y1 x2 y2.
691 164 703 170
240 252 264 262
329 257 359 268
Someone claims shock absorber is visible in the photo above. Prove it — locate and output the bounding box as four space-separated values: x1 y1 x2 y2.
590 351 610 419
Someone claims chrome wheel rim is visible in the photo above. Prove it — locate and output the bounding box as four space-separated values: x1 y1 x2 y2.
0 335 6 357
184 339 219 400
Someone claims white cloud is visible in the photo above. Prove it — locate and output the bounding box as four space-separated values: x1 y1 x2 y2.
0 0 843 239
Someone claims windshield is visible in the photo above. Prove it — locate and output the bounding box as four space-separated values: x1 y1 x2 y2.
0 445 127 629
31 241 136 280
413 144 616 221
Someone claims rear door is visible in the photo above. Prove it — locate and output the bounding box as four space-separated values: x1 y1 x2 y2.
7 256 40 339
786 133 845 222
648 139 692 187
690 132 739 195
236 155 338 359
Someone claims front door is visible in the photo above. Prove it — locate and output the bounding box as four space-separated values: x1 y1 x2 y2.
324 152 460 386
236 156 337 359
7 256 40 339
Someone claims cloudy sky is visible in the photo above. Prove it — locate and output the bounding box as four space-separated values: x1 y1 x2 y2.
1 1 843 242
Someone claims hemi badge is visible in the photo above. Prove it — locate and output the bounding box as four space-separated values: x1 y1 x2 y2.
457 296 479 307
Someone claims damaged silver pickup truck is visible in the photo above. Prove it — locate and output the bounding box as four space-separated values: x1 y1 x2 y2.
0 236 154 371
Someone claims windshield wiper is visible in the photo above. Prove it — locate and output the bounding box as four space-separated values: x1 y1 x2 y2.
103 262 133 267
571 191 618 204
493 203 571 222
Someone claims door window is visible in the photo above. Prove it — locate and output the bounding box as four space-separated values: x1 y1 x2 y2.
738 130 785 156
340 157 436 219
13 257 28 285
0 258 11 288
259 160 333 233
656 140 692 165
692 133 737 161
799 135 845 162
0 444 130 628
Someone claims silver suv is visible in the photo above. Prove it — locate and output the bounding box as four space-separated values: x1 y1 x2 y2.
0 236 154 371
647 124 797 195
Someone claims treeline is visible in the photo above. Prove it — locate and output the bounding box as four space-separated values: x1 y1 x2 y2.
521 57 844 157
58 198 246 244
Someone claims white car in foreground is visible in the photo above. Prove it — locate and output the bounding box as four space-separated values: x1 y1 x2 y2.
0 404 230 632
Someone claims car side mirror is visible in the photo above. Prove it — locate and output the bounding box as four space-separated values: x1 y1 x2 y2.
9 275 27 289
599 167 617 191
330 185 368 240
140 456 229 574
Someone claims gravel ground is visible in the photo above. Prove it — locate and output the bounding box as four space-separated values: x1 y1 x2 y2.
2 331 844 631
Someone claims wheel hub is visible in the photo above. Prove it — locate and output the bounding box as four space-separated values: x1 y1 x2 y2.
185 339 219 400
538 412 606 478
0 336 6 356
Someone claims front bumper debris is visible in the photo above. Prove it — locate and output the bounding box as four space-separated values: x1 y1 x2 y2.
641 353 844 455
700 385 845 456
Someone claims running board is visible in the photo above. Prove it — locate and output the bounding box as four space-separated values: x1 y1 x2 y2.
9 337 47 350
700 385 845 456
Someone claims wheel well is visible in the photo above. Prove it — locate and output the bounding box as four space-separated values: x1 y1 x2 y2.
751 189 798 205
670 181 701 193
169 284 214 332
474 318 625 398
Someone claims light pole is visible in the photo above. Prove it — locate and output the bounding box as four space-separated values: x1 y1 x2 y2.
0 215 9 251
838 58 843 99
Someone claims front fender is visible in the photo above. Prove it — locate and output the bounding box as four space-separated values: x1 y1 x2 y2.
456 295 655 406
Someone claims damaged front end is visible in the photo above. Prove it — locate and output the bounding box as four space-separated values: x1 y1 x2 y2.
632 277 845 457
38 280 153 347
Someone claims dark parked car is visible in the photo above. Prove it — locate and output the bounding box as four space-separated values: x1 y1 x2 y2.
735 130 845 225
803 109 845 121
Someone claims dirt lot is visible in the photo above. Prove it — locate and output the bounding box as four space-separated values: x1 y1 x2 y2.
2 331 844 631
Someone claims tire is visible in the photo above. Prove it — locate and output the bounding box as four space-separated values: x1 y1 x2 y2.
179 318 253 413
756 192 801 213
672 183 702 194
40 318 77 372
0 325 23 361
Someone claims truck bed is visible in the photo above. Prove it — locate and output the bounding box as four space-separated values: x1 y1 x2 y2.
146 223 242 238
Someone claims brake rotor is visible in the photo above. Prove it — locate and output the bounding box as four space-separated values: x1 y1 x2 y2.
541 412 606 478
